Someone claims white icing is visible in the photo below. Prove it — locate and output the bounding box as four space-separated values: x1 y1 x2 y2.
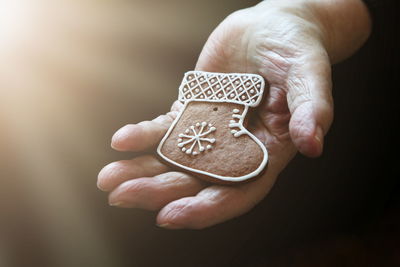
176 121 216 155
157 100 268 182
178 71 265 107
229 106 249 138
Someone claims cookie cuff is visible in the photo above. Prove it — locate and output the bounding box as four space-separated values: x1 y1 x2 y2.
178 71 265 107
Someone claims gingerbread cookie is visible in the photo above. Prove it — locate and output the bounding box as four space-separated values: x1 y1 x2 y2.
157 71 268 184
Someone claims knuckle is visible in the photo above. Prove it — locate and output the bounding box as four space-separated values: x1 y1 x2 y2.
120 180 144 194
156 172 191 184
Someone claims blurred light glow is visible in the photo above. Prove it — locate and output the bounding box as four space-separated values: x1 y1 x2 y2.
0 0 33 48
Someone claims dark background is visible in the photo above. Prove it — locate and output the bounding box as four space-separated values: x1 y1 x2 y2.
0 0 398 266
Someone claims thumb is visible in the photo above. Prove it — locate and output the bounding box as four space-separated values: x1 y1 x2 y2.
287 52 333 157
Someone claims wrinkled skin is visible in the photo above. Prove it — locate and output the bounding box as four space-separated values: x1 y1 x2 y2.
98 0 371 229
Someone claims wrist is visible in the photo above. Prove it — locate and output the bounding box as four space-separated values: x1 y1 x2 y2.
306 0 372 63
254 0 372 63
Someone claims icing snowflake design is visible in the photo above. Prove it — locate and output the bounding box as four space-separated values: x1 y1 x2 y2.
177 122 216 155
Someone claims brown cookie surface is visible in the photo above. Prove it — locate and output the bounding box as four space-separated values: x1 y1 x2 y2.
157 71 268 184
158 101 265 183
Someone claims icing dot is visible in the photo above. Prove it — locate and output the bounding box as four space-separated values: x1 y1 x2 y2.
222 79 227 84
190 82 195 87
185 129 190 134
243 76 248 79
178 143 183 147
196 122 200 127
233 109 240 113
199 147 205 152
178 138 183 142
183 87 187 92
187 94 192 98
216 84 221 89
202 122 207 126
231 130 238 134
210 138 216 143
241 95 246 100
186 149 192 154
179 133 184 137
182 147 186 152
206 145 212 150
250 89 255 94
188 76 192 80
217 93 223 98
252 99 256 102
199 95 204 98
190 125 195 129
246 82 251 86
227 86 231 90
238 87 243 91
211 78 215 83
207 90 212 95
234 80 240 85
199 77 204 81
192 151 198 155
230 120 236 123
195 88 200 93
208 123 212 127
256 84 261 89
210 127 216 131
230 93 235 98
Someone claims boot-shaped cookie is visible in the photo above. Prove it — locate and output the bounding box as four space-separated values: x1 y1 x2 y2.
157 71 268 184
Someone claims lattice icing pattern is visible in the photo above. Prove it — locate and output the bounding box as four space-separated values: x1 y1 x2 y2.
178 71 265 107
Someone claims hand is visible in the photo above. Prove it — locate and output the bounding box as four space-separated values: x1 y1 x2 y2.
97 0 371 229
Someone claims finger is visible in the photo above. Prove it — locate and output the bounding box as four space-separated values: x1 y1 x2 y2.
97 155 170 192
156 170 278 229
108 172 207 210
111 110 178 152
286 51 333 157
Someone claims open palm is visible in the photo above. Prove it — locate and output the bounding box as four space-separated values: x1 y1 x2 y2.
97 2 335 229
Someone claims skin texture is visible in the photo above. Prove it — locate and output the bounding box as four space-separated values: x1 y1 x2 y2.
98 0 371 229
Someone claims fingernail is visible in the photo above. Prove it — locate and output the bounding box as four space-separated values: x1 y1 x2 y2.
314 126 324 152
109 201 124 207
156 223 181 229
111 128 126 149
97 182 107 192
